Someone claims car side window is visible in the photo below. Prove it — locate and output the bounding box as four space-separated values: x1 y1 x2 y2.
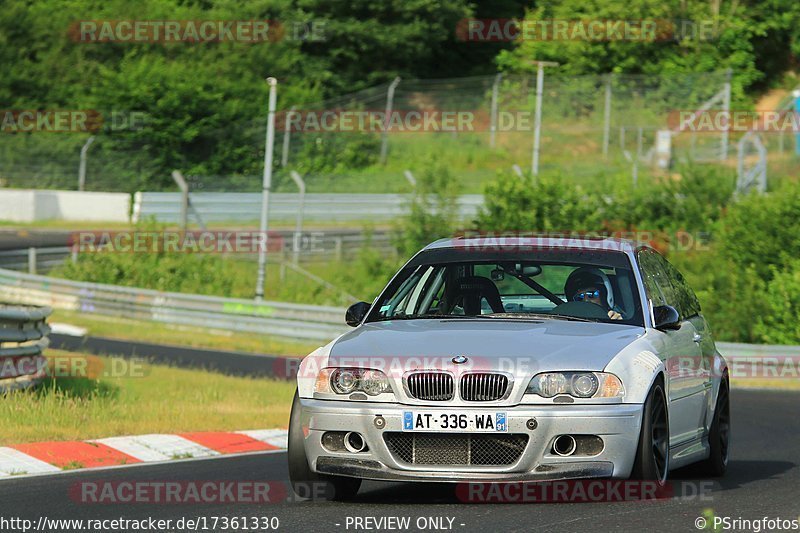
636 249 668 308
659 256 702 318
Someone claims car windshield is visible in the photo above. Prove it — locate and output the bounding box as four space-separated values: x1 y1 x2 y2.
369 248 644 326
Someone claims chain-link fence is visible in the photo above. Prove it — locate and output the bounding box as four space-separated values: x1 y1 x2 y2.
2 70 794 195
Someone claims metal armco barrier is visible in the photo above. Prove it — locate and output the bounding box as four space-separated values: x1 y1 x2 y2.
132 192 484 223
716 342 800 358
0 303 52 392
0 268 348 342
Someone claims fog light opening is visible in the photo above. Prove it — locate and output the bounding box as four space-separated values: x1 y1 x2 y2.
553 435 577 456
344 432 367 453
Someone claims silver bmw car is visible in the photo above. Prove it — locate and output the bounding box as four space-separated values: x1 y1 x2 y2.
288 236 730 500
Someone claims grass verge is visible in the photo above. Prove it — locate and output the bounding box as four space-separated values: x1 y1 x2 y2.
0 350 295 445
730 378 800 391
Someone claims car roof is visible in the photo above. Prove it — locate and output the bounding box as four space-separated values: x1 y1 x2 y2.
422 235 644 254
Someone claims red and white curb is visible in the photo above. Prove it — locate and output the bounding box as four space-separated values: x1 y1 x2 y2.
0 429 287 478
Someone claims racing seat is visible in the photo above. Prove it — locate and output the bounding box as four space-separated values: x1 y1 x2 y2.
450 276 504 315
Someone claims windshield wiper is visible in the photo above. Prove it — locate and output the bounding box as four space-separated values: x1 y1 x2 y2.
481 312 598 323
372 314 475 322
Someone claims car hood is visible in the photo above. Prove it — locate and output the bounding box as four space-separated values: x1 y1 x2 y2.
328 318 643 375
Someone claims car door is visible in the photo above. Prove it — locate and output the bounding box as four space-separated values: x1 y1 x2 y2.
637 249 704 446
660 256 714 433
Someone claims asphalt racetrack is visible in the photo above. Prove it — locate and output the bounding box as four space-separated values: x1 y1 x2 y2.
0 389 796 532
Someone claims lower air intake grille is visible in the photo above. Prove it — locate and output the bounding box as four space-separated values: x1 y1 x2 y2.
384 433 528 466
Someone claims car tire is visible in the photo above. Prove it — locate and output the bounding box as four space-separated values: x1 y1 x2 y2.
630 378 669 482
288 390 361 501
696 378 730 477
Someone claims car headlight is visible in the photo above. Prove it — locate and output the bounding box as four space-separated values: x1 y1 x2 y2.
526 372 623 399
315 368 392 396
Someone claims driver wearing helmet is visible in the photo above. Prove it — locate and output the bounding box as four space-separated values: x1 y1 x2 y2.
564 267 623 320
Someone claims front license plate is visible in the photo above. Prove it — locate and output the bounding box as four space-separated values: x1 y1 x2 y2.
402 411 507 432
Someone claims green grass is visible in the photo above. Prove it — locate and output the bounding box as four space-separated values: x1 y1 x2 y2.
731 377 800 391
53 245 399 306
290 129 646 194
0 350 295 445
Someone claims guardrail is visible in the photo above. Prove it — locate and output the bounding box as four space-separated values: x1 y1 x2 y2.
0 303 52 392
716 342 800 358
0 233 393 274
133 192 484 223
0 268 348 342
0 246 72 274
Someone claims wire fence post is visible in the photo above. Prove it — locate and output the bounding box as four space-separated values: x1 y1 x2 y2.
793 89 800 156
720 68 732 161
27 247 37 275
530 62 558 177
289 170 306 264
636 127 643 161
403 170 416 188
379 77 401 165
489 73 502 148
602 75 612 158
255 77 278 301
281 106 296 167
171 170 189 232
78 136 95 191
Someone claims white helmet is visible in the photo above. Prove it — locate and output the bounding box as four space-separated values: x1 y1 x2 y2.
564 267 615 309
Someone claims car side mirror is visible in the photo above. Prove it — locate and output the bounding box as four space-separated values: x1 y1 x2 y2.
345 301 371 327
653 305 681 331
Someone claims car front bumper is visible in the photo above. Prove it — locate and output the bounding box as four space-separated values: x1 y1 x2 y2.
297 398 644 482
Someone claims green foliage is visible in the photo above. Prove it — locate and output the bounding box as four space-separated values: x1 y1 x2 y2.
475 164 734 234
497 0 800 98
670 250 769 343
476 171 600 232
717 182 800 281
392 163 463 257
753 262 800 344
52 222 402 305
291 133 380 175
55 246 245 297
603 165 736 233
648 182 800 344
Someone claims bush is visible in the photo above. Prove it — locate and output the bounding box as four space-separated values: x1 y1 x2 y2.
753 262 800 344
717 182 800 281
670 249 769 343
55 248 247 297
475 172 599 233
602 165 735 234
392 163 462 257
292 133 381 175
